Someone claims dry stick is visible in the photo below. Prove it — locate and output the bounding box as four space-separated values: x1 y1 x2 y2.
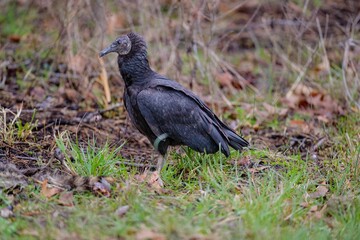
342 39 360 109
316 18 333 86
14 156 38 161
161 41 178 76
217 1 249 20
99 102 123 114
98 57 111 105
312 137 327 151
302 0 310 16
284 50 317 98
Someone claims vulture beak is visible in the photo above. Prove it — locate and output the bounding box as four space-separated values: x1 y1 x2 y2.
99 45 115 58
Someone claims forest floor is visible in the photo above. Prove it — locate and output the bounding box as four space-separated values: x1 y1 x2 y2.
1 1 359 239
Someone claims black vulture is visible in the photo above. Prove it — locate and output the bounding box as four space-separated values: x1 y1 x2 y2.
100 32 248 179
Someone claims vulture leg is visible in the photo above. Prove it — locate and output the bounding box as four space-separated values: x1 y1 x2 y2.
155 154 167 187
156 153 168 171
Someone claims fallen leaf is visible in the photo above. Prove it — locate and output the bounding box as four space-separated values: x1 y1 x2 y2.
92 178 111 197
216 71 233 88
41 179 62 198
19 229 39 237
9 35 21 43
284 83 343 119
300 202 309 208
30 86 46 102
115 205 130 217
135 170 163 191
309 205 318 212
0 206 14 218
63 88 81 103
316 115 330 123
58 191 74 207
289 119 310 133
248 166 270 173
36 96 64 109
307 204 327 220
313 210 323 219
0 162 28 189
235 156 252 167
135 227 166 240
309 185 328 199
263 102 288 116
188 234 214 240
310 56 330 77
22 210 42 216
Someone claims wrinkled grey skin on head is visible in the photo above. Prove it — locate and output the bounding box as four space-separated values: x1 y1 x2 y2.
99 35 132 57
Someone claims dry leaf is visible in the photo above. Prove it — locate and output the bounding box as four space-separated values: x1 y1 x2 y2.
115 205 130 217
308 204 327 220
248 166 270 173
30 86 46 102
300 202 309 208
58 191 74 207
313 210 323 219
263 103 288 116
19 229 39 237
289 119 310 133
63 88 81 103
9 35 21 43
310 56 330 77
0 206 14 218
135 170 163 191
22 210 42 216
235 156 252 167
309 205 318 212
135 228 166 240
93 178 111 197
309 185 328 199
284 83 343 119
216 71 233 88
41 179 62 198
0 162 28 189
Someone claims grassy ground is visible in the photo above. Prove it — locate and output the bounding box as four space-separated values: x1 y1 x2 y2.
1 1 360 239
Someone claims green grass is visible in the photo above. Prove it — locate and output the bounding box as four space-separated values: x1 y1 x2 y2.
0 107 37 144
2 114 360 239
55 131 128 177
1 169 358 239
0 3 38 37
1 110 359 239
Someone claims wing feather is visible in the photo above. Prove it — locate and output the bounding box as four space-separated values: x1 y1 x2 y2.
137 86 230 155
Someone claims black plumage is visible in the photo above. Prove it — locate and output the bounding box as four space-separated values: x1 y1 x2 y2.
100 32 248 165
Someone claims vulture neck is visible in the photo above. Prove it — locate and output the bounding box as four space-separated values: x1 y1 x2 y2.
118 49 153 87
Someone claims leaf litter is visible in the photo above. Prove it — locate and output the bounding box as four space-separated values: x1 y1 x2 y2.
284 83 344 121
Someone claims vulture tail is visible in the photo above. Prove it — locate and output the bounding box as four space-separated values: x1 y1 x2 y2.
225 129 249 151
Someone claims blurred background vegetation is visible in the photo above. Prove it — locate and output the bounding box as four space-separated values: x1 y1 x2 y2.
1 0 359 114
